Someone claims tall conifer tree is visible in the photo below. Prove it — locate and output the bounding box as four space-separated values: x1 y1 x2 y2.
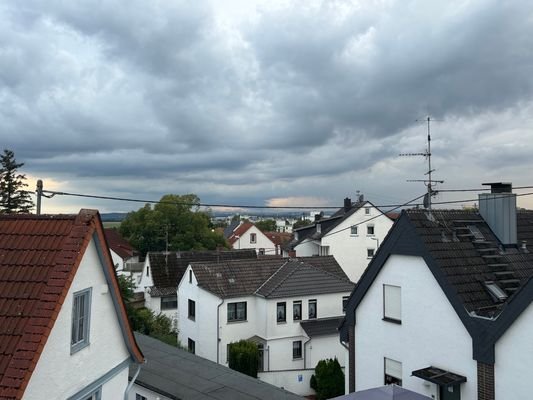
0 149 34 213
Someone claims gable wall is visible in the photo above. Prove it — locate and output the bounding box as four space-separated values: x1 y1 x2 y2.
232 225 277 254
24 237 130 399
294 239 319 257
495 301 533 399
135 257 153 293
322 206 393 282
354 254 477 399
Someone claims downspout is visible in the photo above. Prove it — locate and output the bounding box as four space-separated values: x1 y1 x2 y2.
124 362 142 400
303 337 312 369
217 298 225 364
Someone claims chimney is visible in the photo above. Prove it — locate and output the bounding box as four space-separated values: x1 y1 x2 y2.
314 213 321 222
479 182 517 246
344 197 352 212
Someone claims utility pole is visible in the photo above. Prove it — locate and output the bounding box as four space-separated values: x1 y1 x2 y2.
400 117 444 210
36 180 43 215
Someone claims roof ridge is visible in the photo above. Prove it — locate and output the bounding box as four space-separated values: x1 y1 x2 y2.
254 260 291 296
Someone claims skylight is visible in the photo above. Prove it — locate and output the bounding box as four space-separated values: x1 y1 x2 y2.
484 281 508 302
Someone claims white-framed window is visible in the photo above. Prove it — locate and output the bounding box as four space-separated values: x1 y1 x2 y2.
293 300 302 321
384 357 402 386
367 248 375 259
227 301 247 322
258 248 265 255
365 207 371 215
188 338 195 354
342 296 349 312
319 245 330 256
188 299 196 320
293 340 302 359
367 225 375 235
81 388 101 400
135 394 147 400
277 302 286 323
350 226 358 235
161 295 177 310
250 233 257 244
383 284 401 323
71 288 92 354
308 299 317 319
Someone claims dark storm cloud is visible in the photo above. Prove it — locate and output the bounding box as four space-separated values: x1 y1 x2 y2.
1 0 533 212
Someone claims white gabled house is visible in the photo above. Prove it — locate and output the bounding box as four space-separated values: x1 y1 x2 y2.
178 256 354 396
0 210 144 400
340 183 533 400
287 197 395 282
224 221 279 255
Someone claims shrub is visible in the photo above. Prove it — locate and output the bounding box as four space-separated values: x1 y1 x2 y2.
312 358 344 400
228 340 259 378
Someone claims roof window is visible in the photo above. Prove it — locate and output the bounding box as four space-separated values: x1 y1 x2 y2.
484 281 508 302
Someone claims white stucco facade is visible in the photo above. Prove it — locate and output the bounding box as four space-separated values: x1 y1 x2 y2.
231 225 278 255
294 204 394 283
494 302 533 400
352 254 477 399
178 267 350 395
24 238 132 400
136 257 153 293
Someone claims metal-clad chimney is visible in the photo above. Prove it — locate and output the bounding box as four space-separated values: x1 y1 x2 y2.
479 182 517 245
344 198 352 212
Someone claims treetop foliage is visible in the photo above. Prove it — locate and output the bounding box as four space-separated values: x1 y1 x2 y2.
311 358 345 400
255 219 277 232
119 193 228 255
0 149 34 214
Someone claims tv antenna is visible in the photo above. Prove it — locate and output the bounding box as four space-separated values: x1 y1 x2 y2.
399 116 444 210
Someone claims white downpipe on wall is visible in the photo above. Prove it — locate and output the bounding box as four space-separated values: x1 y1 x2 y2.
217 298 225 364
124 362 142 400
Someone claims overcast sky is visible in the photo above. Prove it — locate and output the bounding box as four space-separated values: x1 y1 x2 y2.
2 0 533 214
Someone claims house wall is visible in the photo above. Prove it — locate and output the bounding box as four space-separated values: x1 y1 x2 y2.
110 248 123 271
178 267 220 361
136 257 153 293
294 239 319 257
232 225 277 255
321 205 393 283
259 369 315 396
129 384 173 400
24 238 131 400
495 302 533 400
354 254 477 399
144 291 178 327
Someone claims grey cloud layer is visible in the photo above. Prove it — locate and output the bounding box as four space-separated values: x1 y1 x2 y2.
1 0 533 211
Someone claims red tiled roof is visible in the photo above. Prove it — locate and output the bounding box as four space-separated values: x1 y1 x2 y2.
104 228 136 260
264 231 292 246
0 210 143 399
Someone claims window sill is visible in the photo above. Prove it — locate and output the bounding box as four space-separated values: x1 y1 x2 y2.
350 234 359 237
71 341 90 355
277 321 287 324
293 357 303 361
227 319 248 324
188 316 195 321
293 319 302 322
382 317 402 325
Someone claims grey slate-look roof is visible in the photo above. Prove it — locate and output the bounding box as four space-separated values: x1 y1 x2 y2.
131 333 303 400
256 261 354 298
191 255 352 299
300 316 345 337
341 208 533 364
148 249 257 295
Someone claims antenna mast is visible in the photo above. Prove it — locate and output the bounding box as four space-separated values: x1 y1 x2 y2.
399 116 444 210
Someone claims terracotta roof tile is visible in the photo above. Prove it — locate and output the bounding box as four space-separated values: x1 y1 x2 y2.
103 229 136 260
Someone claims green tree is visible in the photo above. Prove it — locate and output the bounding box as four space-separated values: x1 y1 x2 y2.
310 358 344 400
255 219 277 232
228 340 259 378
293 218 312 230
120 194 228 255
0 149 34 214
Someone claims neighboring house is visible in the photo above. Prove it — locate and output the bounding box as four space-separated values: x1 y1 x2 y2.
276 218 296 233
129 333 304 400
0 210 144 400
287 197 395 282
178 256 354 396
224 221 279 255
265 231 292 256
137 250 257 325
104 228 139 271
340 183 533 400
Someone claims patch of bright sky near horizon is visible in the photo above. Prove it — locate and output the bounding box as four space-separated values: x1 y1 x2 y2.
2 0 533 214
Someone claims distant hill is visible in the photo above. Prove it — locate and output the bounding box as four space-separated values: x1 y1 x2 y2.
100 212 128 222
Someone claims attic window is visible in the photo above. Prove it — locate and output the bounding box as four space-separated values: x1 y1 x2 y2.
365 207 370 215
484 281 508 302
